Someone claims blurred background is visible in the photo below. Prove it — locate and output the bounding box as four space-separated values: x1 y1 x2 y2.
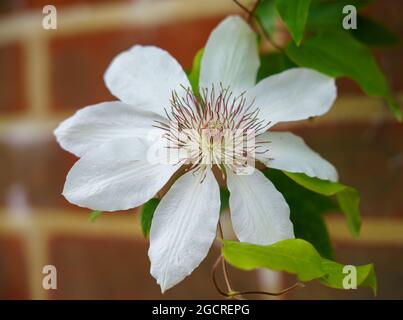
0 0 402 299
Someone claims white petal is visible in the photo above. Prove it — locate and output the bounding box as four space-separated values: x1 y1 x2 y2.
149 170 220 292
63 138 179 211
256 132 338 182
54 101 165 157
227 169 294 245
199 16 259 96
104 45 190 116
248 68 337 127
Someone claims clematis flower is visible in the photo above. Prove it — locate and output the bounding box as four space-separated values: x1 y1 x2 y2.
54 16 338 292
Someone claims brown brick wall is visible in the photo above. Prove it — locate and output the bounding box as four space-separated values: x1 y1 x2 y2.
50 16 223 111
0 0 402 300
0 0 130 15
0 236 29 299
47 235 260 299
293 122 403 217
0 43 26 114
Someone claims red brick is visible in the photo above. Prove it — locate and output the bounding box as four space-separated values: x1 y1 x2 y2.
0 139 76 210
0 136 86 212
0 43 26 114
0 138 149 213
363 0 403 35
50 16 223 111
0 140 12 206
0 236 30 299
358 0 403 92
0 0 130 15
336 78 363 95
48 235 259 299
376 48 403 93
0 1 14 15
292 121 403 217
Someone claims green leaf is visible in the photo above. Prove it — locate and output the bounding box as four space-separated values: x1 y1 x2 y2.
255 0 277 37
283 171 361 237
265 169 337 259
350 15 399 47
188 48 204 93
257 52 296 81
90 210 102 222
386 95 403 122
320 259 377 295
140 198 160 237
276 0 311 45
291 210 335 259
285 30 401 120
223 239 377 294
223 239 325 282
286 30 384 94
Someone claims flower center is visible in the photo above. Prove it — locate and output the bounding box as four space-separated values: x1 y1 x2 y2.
206 120 223 131
154 86 270 175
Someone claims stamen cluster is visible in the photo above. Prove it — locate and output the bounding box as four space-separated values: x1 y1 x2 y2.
155 86 270 175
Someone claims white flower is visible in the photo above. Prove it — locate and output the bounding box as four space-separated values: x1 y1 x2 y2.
54 16 338 292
